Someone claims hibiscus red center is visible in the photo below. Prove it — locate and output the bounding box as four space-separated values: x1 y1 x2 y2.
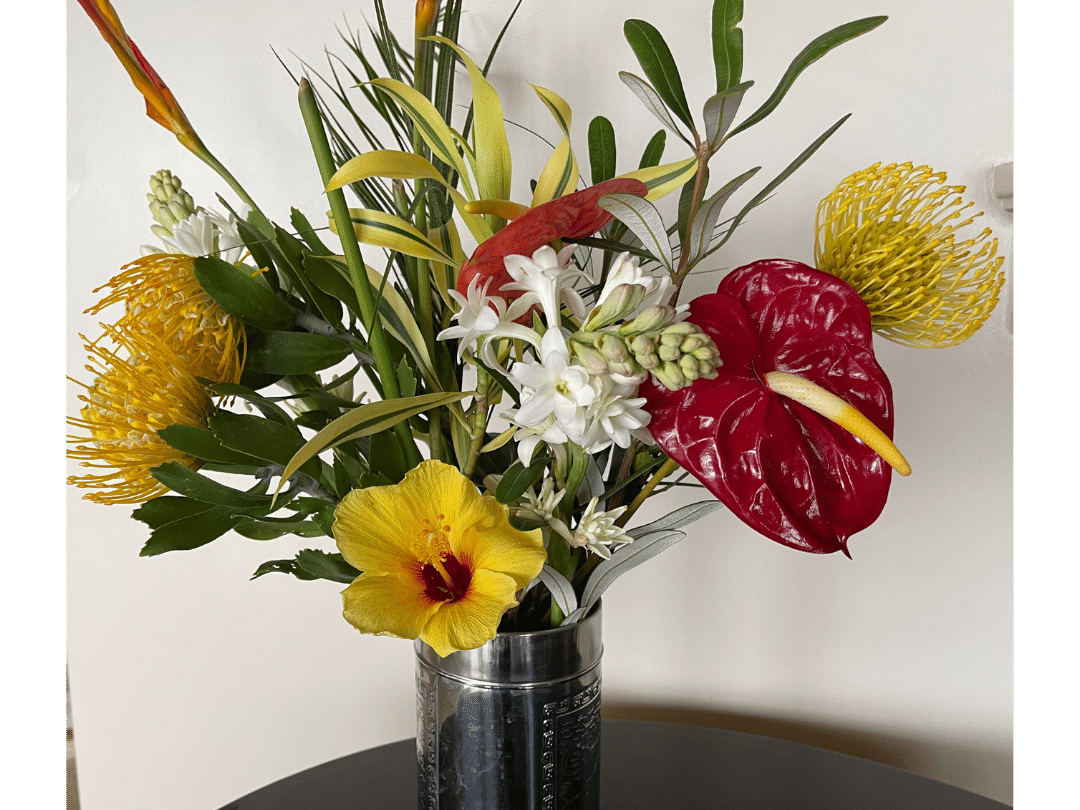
414 515 472 602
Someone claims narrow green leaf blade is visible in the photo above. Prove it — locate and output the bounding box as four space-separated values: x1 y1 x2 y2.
131 496 213 530
712 0 744 92
623 19 694 130
716 115 850 250
273 391 472 500
618 72 691 145
728 16 887 138
702 80 754 148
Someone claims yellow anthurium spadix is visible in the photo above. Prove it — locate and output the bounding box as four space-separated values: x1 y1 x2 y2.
764 371 911 476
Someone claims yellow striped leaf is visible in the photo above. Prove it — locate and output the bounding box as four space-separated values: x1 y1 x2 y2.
427 36 512 207
331 208 457 267
618 155 698 201
367 78 476 199
272 391 472 503
326 150 492 245
530 85 579 206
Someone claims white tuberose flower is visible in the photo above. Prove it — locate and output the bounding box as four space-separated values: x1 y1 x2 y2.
438 277 540 363
510 329 598 444
502 244 587 325
570 498 634 559
142 206 246 264
579 378 653 453
595 251 674 314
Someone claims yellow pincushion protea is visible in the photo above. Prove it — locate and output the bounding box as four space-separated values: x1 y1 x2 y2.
333 460 546 657
815 162 1006 348
87 253 245 384
67 323 215 505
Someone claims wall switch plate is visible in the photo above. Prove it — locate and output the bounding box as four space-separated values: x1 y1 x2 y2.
992 162 1013 213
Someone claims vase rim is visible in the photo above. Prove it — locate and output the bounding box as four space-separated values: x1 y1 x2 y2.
414 602 602 686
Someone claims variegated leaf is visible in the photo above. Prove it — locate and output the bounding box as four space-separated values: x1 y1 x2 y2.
598 191 674 270
617 155 698 202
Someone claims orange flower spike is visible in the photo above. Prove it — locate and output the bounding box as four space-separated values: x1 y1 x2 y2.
415 0 440 37
76 0 205 155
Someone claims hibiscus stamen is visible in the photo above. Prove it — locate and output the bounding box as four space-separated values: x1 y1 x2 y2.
414 515 472 602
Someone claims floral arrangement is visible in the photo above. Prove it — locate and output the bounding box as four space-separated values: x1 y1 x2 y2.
69 0 1005 658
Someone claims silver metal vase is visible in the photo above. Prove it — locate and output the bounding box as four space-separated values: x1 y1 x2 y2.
414 604 603 810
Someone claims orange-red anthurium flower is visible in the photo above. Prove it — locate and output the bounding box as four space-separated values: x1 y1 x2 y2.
333 460 546 657
456 178 648 307
77 0 204 154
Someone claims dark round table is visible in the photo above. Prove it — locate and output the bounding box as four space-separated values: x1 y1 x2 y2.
217 720 1009 809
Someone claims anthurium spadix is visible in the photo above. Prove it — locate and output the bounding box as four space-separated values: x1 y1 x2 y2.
642 259 909 555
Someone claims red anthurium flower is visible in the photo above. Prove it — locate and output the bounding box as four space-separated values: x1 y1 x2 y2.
642 259 909 555
455 178 648 302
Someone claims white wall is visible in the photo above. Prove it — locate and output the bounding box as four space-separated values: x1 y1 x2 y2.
67 1 1012 807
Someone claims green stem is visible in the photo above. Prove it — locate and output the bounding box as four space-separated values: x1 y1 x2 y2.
194 146 272 239
460 367 493 478
298 78 422 469
616 457 680 528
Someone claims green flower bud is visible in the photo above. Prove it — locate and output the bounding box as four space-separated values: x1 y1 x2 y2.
585 283 647 331
570 342 610 375
654 361 686 391
618 305 677 336
599 334 630 364
146 170 196 238
657 343 680 362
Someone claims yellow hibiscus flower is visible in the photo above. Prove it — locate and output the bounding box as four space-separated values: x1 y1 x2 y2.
333 460 546 657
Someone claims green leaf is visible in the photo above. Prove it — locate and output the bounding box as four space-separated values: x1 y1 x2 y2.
234 216 279 291
495 458 547 504
682 166 759 268
157 425 264 467
140 505 245 556
638 130 666 170
727 16 887 139
131 496 213 530
273 391 472 501
254 550 359 584
702 80 754 148
302 255 363 320
192 256 294 331
208 411 322 479
206 382 297 427
618 73 690 144
252 559 317 581
150 461 275 508
290 208 334 256
715 115 850 251
234 518 328 540
588 116 617 185
296 549 361 584
623 19 694 130
676 165 708 241
244 331 352 375
368 430 409 483
711 0 744 92
597 192 674 271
